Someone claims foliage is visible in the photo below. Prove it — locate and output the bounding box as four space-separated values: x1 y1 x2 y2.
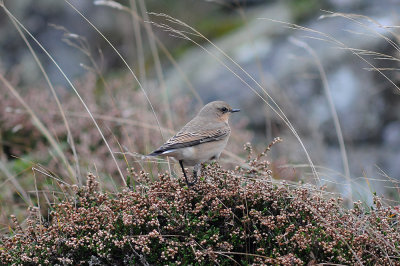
1 143 399 265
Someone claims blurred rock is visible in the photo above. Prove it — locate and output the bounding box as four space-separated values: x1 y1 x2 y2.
219 0 274 8
165 1 400 180
383 121 400 148
327 0 363 10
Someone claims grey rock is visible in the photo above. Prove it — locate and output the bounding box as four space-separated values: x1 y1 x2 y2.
164 1 400 182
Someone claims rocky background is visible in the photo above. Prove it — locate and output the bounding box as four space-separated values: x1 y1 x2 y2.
1 0 399 200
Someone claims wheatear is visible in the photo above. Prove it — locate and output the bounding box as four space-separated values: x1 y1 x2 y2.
149 101 240 186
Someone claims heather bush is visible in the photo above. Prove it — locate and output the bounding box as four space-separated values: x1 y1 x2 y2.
1 142 399 265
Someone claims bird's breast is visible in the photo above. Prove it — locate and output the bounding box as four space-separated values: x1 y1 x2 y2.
184 138 229 166
181 146 196 158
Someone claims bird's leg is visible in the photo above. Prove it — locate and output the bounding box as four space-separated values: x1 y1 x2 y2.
192 163 200 185
179 160 194 187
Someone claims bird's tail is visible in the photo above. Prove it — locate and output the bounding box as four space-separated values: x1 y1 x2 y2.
148 150 163 156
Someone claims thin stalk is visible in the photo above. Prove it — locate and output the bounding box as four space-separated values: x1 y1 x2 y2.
129 0 147 88
149 13 320 184
137 0 174 131
9 15 81 185
0 74 76 183
1 6 126 186
64 0 165 141
94 0 203 103
64 0 174 176
0 160 30 205
126 1 152 158
290 37 351 201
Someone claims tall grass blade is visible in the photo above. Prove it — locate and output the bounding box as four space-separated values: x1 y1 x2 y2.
1 6 126 185
8 15 82 185
149 13 320 183
65 0 165 142
290 37 351 200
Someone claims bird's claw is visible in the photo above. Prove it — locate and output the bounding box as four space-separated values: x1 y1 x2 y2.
180 160 198 187
187 169 198 187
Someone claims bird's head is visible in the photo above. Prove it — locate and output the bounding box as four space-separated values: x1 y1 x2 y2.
198 101 240 122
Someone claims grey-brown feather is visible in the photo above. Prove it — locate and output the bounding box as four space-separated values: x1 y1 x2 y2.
149 126 230 155
148 100 234 157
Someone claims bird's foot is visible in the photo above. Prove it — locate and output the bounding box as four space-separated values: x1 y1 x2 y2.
189 169 198 186
179 160 197 187
183 170 197 187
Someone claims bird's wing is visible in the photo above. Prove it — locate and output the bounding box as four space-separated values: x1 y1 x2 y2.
149 127 230 155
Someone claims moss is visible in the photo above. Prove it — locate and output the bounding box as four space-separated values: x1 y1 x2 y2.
287 0 325 23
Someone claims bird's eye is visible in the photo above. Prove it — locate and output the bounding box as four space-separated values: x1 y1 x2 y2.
221 107 228 113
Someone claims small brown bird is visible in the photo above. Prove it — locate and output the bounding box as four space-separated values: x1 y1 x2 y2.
149 101 240 186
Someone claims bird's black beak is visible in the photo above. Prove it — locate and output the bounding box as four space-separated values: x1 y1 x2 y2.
231 109 240 113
